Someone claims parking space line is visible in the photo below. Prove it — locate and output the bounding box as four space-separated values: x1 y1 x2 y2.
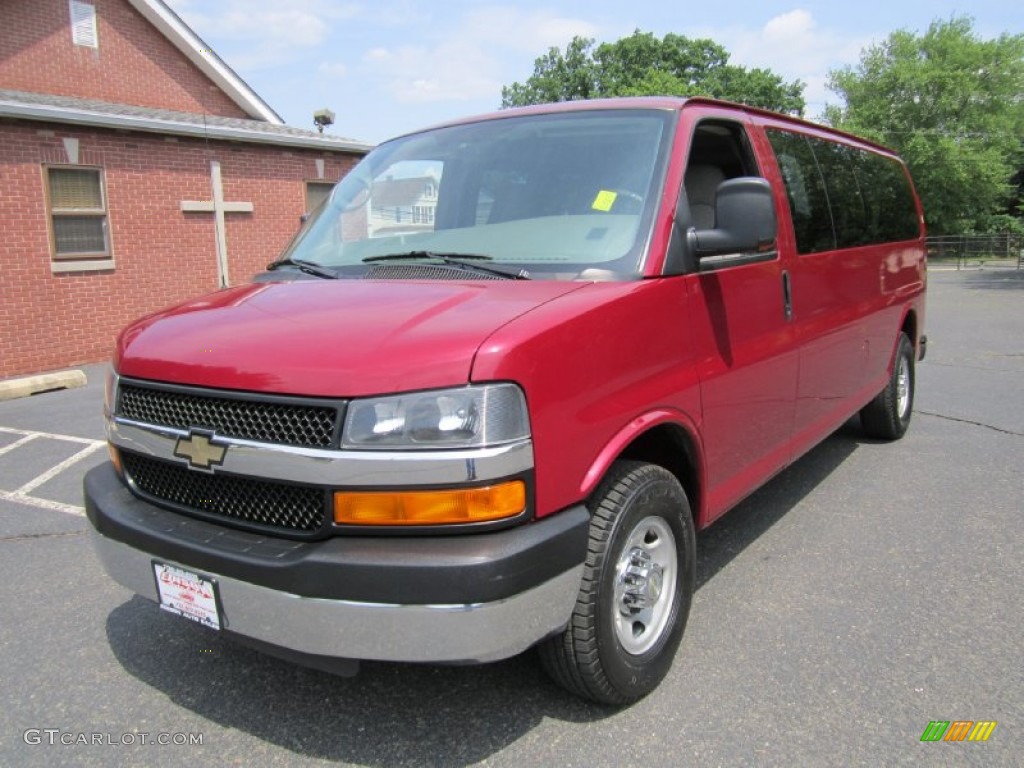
0 428 107 517
0 491 89 517
0 426 103 445
0 433 41 457
15 442 106 495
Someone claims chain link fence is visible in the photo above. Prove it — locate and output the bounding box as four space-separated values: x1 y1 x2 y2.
927 233 1024 270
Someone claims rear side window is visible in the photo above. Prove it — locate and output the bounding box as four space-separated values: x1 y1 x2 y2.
853 149 920 244
816 143 870 248
766 129 919 254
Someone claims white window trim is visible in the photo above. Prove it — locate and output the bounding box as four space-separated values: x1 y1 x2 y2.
51 258 115 274
44 165 114 266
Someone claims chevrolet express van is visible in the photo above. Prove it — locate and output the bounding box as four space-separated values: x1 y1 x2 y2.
86 97 926 705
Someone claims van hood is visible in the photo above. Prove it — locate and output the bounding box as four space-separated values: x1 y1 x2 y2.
115 280 588 397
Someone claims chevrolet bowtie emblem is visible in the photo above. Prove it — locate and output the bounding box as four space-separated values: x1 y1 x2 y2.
174 431 227 470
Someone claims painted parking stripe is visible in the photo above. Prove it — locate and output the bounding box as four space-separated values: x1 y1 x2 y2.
15 441 106 495
0 426 103 444
0 433 41 457
0 492 90 517
0 427 106 516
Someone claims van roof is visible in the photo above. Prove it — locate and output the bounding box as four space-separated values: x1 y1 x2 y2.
394 96 898 157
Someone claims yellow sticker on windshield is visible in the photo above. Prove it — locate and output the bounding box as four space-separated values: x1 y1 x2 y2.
592 190 618 212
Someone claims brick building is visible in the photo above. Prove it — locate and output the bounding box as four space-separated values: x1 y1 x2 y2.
0 0 371 379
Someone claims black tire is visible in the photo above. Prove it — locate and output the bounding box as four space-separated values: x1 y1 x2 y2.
539 460 696 705
861 332 915 440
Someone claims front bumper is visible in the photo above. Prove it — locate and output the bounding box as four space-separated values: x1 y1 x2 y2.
86 464 588 664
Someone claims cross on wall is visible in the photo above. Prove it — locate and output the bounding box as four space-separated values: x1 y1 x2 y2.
180 160 254 288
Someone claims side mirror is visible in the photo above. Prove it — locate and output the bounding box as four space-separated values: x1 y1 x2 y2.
689 178 777 269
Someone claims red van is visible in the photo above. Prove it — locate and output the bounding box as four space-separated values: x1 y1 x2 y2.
86 97 926 705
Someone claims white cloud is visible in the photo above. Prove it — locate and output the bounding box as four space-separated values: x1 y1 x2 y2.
168 0 359 69
318 61 348 78
461 7 599 51
188 10 328 54
361 40 502 103
762 8 815 44
358 5 598 105
694 9 873 116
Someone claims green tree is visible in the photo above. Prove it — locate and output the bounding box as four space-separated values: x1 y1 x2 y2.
500 36 599 106
501 31 805 115
826 17 1024 234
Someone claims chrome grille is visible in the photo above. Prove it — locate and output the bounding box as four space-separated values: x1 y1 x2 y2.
118 383 339 448
122 452 325 534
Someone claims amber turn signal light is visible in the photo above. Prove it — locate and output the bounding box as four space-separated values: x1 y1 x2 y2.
334 481 526 526
108 443 123 477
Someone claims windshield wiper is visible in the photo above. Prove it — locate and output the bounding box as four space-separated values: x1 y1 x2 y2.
265 257 340 279
362 251 530 280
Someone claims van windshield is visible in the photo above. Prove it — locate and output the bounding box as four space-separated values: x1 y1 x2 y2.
281 109 673 280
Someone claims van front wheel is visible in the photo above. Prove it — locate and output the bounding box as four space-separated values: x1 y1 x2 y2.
539 461 695 705
861 331 915 440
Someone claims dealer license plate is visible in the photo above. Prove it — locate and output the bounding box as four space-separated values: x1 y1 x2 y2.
152 562 222 630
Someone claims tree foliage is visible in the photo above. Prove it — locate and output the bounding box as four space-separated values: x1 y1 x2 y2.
826 17 1024 234
501 31 805 116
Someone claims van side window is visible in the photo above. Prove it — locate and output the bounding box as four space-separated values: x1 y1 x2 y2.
855 150 920 242
684 121 761 232
767 129 920 253
815 143 871 248
764 131 835 253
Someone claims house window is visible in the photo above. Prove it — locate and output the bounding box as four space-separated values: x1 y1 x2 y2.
70 1 98 48
412 205 435 225
46 166 110 260
305 181 335 213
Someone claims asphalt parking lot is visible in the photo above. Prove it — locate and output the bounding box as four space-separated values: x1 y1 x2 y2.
0 266 1021 767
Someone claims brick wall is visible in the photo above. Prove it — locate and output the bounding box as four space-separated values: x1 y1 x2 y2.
0 120 361 378
0 0 250 118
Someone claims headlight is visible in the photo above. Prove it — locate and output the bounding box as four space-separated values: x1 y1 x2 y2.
342 383 529 449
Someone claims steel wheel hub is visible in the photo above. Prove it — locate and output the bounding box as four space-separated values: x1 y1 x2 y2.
613 516 677 655
897 355 910 418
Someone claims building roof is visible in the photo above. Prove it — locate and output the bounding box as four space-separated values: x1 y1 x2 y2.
127 0 283 124
0 88 373 153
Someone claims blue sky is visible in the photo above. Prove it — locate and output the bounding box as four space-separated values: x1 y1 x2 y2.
165 1 1022 145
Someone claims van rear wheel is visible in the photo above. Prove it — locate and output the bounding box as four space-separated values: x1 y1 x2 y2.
539 461 695 705
861 332 915 440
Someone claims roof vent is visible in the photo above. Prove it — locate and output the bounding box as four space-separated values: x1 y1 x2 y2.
70 1 98 48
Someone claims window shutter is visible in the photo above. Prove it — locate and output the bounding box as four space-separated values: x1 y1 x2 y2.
70 1 98 48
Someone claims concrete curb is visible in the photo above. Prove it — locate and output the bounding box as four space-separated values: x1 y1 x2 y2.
0 369 88 401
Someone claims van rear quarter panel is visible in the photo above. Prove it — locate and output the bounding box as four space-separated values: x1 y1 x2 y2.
469 279 704 523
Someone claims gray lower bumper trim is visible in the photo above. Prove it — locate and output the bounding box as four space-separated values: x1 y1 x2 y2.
91 529 583 664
